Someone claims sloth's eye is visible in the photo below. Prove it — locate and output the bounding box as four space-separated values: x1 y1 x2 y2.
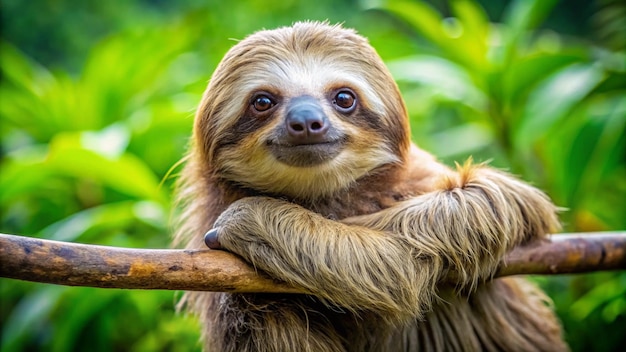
333 90 356 112
252 95 275 112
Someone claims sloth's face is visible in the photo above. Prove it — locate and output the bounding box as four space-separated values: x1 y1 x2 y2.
255 90 353 168
196 23 409 199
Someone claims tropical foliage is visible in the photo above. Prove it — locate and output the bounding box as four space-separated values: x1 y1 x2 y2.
1 0 624 351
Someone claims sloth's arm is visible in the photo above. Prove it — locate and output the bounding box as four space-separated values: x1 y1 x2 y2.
208 163 560 321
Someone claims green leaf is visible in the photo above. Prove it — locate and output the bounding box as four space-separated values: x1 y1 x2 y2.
50 289 121 352
502 0 559 33
570 274 626 320
37 200 166 242
382 0 491 72
426 122 494 158
1 286 66 351
563 95 626 209
383 0 445 47
46 132 167 203
515 63 605 146
500 0 560 65
450 0 490 67
502 52 588 107
0 146 50 204
388 55 487 110
0 41 55 94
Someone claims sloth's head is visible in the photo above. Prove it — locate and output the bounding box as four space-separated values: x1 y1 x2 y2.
194 22 410 199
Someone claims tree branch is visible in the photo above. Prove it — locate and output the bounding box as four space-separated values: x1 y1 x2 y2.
1 232 624 293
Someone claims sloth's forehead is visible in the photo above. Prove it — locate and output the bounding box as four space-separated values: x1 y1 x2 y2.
233 54 384 113
244 59 364 92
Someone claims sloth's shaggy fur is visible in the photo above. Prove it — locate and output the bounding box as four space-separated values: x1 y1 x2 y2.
175 22 567 352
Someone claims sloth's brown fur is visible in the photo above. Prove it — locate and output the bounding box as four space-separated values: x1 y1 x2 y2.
175 22 568 351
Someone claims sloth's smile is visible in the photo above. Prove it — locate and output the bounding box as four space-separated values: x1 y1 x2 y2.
266 140 346 167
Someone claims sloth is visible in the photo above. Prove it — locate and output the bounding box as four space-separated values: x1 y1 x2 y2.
175 21 567 351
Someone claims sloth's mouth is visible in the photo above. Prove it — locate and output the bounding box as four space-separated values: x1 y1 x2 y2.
266 140 346 167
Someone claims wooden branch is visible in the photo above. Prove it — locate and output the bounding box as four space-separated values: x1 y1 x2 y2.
0 233 301 294
1 232 625 293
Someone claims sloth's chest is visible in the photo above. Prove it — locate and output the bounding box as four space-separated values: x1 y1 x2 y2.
303 187 408 220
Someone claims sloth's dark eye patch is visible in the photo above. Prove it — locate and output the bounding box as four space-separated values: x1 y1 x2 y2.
252 94 276 112
332 90 356 113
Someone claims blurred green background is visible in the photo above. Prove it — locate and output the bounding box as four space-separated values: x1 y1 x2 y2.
1 0 624 351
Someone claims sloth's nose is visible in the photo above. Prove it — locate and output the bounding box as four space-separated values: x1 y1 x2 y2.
285 97 329 145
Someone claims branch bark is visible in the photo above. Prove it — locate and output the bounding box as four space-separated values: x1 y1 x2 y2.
1 232 625 293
